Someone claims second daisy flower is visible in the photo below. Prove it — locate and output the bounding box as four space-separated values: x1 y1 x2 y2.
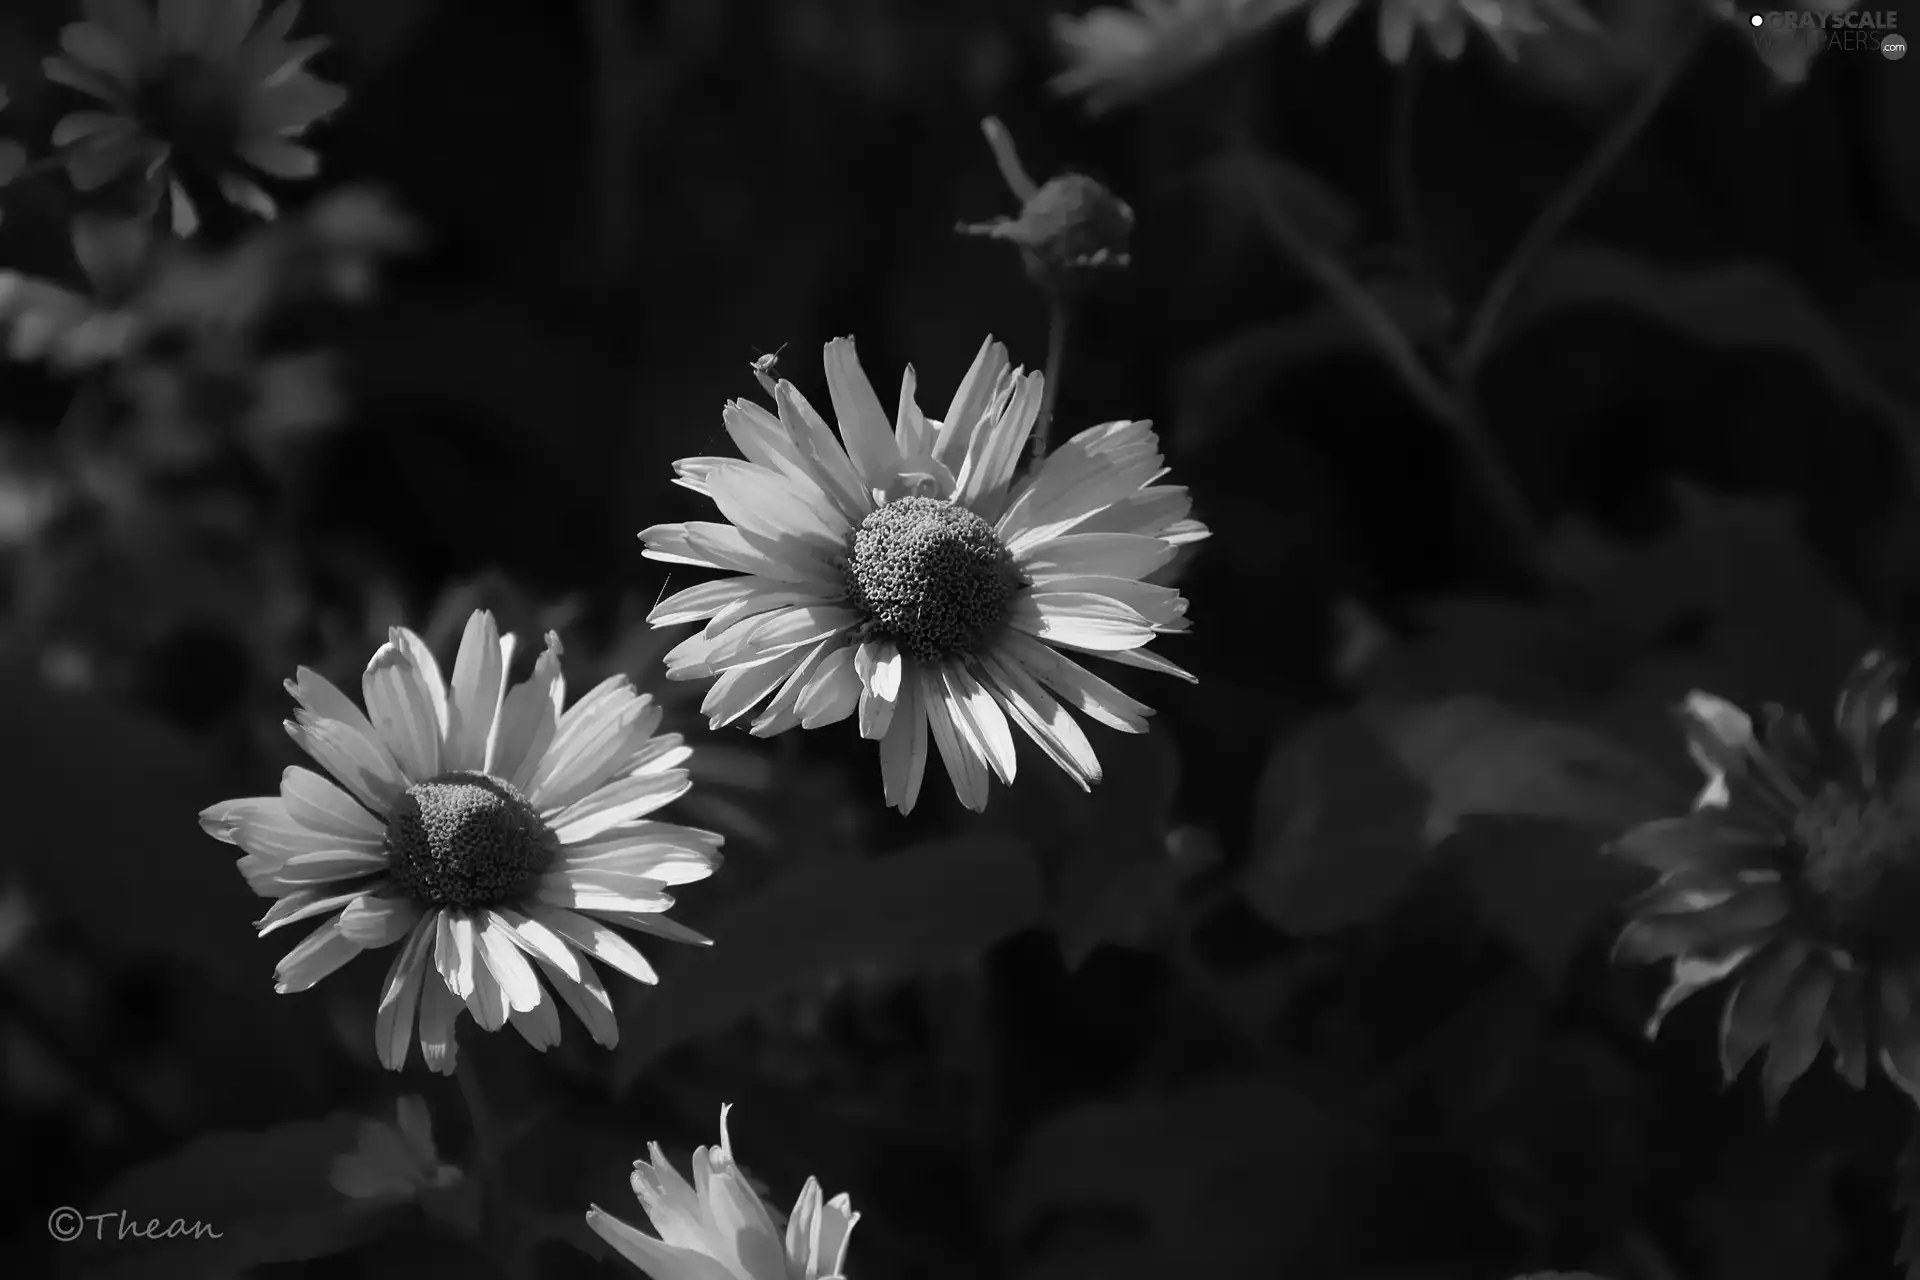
642 336 1207 815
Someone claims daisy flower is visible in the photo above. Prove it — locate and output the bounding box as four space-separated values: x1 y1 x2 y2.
1614 651 1920 1110
45 0 348 235
587 1104 859 1280
199 610 721 1075
641 336 1207 815
1302 0 1597 62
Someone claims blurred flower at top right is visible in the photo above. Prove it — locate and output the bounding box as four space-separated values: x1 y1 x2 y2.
1050 0 1598 112
1612 651 1920 1112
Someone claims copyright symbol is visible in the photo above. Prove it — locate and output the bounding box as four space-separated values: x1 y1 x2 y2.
47 1206 84 1242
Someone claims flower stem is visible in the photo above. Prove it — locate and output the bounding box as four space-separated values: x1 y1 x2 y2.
1032 289 1069 463
455 1048 535 1280
1241 160 1538 564
1458 31 1699 376
980 116 1039 204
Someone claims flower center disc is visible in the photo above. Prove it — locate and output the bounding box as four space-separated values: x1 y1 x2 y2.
135 54 243 172
384 771 556 910
1793 784 1920 957
843 496 1022 663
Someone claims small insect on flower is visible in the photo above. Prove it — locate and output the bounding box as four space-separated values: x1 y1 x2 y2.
199 610 722 1074
587 1104 859 1280
1614 651 1920 1112
45 0 349 236
641 335 1208 815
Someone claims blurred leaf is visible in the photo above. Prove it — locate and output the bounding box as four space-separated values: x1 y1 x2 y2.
1445 817 1649 986
612 834 1044 1087
1378 696 1681 843
1004 1074 1394 1274
1244 710 1429 935
68 1116 387 1279
0 139 22 187
1363 486 1876 747
1245 698 1672 938
1497 244 1920 474
1209 152 1360 254
1030 729 1190 970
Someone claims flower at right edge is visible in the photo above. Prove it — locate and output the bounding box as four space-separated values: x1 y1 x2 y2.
1613 650 1920 1110
641 335 1208 815
587 1104 858 1280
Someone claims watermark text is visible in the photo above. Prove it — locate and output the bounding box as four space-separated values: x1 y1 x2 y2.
47 1206 224 1244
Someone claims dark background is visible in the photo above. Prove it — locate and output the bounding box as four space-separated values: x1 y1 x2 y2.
0 0 1918 1276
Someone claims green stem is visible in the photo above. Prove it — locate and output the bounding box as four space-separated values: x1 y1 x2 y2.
1242 161 1538 562
1032 290 1069 463
455 1048 536 1280
1458 32 1700 376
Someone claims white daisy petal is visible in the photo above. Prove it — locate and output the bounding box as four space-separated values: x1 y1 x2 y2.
526 904 659 985
274 917 362 993
775 380 874 521
954 369 1043 522
532 950 619 1047
280 766 387 842
642 521 840 586
703 584 842 640
337 893 419 947
417 972 460 1075
648 576 772 627
794 643 861 730
823 336 905 491
494 906 584 980
855 638 902 741
375 918 436 1070
933 335 1010 473
747 638 841 738
1011 592 1160 651
706 460 853 552
489 632 565 790
1017 531 1177 580
977 650 1102 790
999 630 1153 732
435 909 478 1001
363 637 444 783
255 886 371 936
272 848 389 886
922 665 990 811
704 647 816 728
942 662 1018 786
586 1209 736 1280
283 666 407 813
478 913 543 1013
444 610 511 773
1082 643 1198 682
508 984 562 1051
465 936 509 1031
894 363 933 457
1028 573 1190 629
879 665 928 813
722 398 807 474
549 769 693 844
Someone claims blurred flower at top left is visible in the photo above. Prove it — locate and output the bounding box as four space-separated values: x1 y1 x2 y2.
44 0 347 235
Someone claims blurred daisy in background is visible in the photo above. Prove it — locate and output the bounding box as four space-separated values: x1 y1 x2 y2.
642 337 1207 815
1051 0 1597 112
1614 652 1920 1111
330 1095 462 1200
45 0 347 235
587 1104 858 1280
1050 0 1301 114
200 609 722 1074
1302 0 1597 62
